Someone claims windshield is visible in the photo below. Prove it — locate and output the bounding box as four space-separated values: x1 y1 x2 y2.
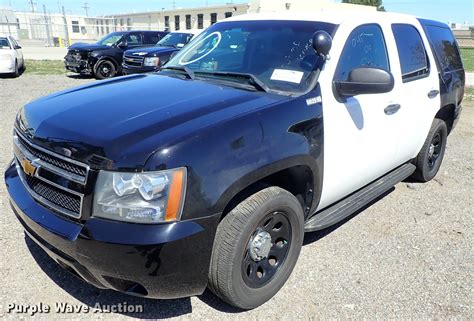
97 32 125 46
165 20 336 95
157 33 193 48
0 37 11 49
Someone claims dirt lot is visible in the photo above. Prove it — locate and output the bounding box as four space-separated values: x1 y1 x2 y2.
0 75 472 319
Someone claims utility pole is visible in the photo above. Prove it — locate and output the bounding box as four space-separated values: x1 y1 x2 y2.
28 0 37 13
5 16 12 36
82 2 90 16
172 0 176 10
43 5 52 47
62 6 70 46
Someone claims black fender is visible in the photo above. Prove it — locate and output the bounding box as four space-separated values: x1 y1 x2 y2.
143 86 325 221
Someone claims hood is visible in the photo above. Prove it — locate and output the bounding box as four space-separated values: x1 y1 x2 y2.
17 74 286 170
124 46 178 57
68 42 110 51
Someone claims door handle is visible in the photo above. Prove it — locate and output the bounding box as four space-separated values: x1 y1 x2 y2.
384 104 401 115
428 90 440 99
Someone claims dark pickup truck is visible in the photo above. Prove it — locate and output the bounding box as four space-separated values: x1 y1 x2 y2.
6 13 464 310
122 31 195 75
64 30 168 79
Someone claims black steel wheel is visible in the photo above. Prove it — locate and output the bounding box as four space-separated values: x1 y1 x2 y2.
94 60 116 79
208 186 304 310
241 211 292 288
411 118 447 182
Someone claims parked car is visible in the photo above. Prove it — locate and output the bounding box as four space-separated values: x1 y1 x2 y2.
0 36 24 77
6 12 464 309
122 31 197 75
64 30 168 79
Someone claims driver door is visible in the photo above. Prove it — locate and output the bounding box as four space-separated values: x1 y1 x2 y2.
317 23 402 210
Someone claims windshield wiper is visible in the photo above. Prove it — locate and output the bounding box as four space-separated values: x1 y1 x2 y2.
161 65 195 79
195 71 269 93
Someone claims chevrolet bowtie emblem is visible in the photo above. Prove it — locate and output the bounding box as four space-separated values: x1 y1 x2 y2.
21 158 37 177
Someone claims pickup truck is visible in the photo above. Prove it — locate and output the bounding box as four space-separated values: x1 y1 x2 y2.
5 12 464 309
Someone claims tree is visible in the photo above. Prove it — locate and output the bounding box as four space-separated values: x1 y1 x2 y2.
342 0 386 12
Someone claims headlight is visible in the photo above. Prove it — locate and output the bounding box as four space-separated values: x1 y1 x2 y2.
0 54 12 60
143 56 160 67
93 167 186 223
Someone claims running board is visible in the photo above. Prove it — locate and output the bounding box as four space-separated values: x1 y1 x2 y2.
304 163 416 232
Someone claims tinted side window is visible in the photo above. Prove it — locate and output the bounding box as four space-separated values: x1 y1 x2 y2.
144 33 160 44
334 24 389 81
392 24 429 81
424 25 463 71
124 33 142 46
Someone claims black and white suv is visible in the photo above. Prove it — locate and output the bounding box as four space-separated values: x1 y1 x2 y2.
6 12 464 309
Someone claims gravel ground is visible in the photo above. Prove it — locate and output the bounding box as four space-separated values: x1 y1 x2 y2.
0 75 472 320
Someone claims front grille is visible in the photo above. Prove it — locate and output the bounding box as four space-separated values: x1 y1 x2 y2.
67 49 86 60
14 129 89 219
16 133 88 179
25 175 81 216
123 55 144 68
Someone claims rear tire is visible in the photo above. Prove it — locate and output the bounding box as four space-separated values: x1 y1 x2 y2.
94 60 116 79
208 186 304 309
411 118 447 182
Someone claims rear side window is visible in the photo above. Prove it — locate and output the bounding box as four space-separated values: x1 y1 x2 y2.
334 24 389 81
424 25 463 71
124 33 142 45
144 33 161 44
392 24 429 82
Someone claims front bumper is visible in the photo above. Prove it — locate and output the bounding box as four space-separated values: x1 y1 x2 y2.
64 56 91 74
5 162 220 299
0 59 14 73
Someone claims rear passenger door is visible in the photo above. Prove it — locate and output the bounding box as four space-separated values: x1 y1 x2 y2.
390 23 440 162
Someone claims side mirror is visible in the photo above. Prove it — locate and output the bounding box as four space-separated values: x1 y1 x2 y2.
312 31 332 58
117 41 127 49
15 45 22 49
334 67 394 97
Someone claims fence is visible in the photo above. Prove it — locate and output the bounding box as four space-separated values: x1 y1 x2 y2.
457 37 474 49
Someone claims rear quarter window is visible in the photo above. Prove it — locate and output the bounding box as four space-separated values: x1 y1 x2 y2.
424 25 463 71
392 24 429 82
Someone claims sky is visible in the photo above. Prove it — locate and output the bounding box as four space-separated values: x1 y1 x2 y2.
2 0 473 24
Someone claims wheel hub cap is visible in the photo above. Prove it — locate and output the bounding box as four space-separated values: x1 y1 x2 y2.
428 144 435 158
249 230 272 262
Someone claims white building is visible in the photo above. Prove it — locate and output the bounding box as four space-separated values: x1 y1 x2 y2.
10 0 376 44
0 7 19 38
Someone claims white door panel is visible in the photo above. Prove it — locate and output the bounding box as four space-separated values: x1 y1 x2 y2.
317 21 401 210
389 22 440 162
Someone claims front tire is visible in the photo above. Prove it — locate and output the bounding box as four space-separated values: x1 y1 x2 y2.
208 187 304 309
94 60 116 79
11 60 19 78
411 118 448 182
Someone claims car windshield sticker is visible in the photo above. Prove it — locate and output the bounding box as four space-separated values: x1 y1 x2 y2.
270 69 304 84
179 31 222 66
